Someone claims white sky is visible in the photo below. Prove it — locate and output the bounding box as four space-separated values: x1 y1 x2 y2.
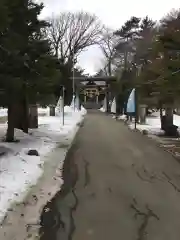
39 0 180 74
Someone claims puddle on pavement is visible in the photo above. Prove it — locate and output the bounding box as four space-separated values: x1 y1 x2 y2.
39 193 62 240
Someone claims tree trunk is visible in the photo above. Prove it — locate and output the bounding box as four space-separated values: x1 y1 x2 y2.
108 60 112 76
29 104 38 128
159 101 163 129
161 105 178 137
50 106 55 116
116 94 124 115
22 95 29 133
6 103 15 142
135 90 139 124
165 106 173 126
14 102 23 130
64 86 73 106
160 107 163 120
105 87 109 113
14 97 29 133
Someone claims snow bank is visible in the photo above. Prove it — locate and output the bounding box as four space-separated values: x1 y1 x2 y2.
80 106 87 116
0 106 86 222
174 114 180 128
56 105 86 115
63 105 73 113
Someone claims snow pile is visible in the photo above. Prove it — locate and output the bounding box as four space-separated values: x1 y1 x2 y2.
118 114 127 121
62 105 73 114
173 114 180 127
100 107 106 112
56 105 86 114
0 106 86 222
80 106 87 116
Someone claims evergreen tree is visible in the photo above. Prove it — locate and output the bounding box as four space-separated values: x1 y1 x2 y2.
113 17 141 113
135 10 180 130
0 0 60 141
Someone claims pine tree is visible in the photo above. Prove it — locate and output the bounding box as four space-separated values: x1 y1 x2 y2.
0 0 60 141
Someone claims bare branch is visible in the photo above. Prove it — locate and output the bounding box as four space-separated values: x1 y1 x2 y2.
45 11 103 66
98 27 118 75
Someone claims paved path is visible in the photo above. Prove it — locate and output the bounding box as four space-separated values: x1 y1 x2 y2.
41 111 180 240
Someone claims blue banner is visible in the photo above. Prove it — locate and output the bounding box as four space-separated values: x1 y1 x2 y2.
127 88 135 113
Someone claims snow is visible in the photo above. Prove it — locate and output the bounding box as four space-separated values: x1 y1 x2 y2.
173 114 180 127
38 107 49 116
0 106 87 117
126 111 180 135
118 114 127 120
0 108 7 117
0 107 48 117
100 107 106 112
0 106 86 223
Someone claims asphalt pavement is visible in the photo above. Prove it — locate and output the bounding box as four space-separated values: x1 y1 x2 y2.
40 110 180 240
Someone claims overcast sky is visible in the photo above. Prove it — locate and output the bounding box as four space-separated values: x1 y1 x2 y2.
39 0 180 74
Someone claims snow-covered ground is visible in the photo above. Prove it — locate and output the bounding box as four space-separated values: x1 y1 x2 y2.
128 112 164 135
0 106 86 223
0 107 49 117
120 111 180 135
38 107 49 116
99 106 180 136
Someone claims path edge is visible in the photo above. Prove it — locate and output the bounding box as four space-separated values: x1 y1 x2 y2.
0 116 85 240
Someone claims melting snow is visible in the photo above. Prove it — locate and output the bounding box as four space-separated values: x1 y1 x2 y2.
127 111 180 135
0 106 86 222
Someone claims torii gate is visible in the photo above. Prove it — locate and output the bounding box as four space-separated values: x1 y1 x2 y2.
70 76 116 111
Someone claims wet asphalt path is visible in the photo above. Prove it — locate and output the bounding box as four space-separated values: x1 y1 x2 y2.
40 111 180 240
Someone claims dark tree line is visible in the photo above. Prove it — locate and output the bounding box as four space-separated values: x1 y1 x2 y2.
99 10 180 130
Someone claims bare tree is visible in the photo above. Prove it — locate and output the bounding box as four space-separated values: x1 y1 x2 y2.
45 11 103 104
99 28 118 76
46 11 103 66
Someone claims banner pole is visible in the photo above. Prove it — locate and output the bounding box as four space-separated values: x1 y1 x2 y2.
135 88 137 129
